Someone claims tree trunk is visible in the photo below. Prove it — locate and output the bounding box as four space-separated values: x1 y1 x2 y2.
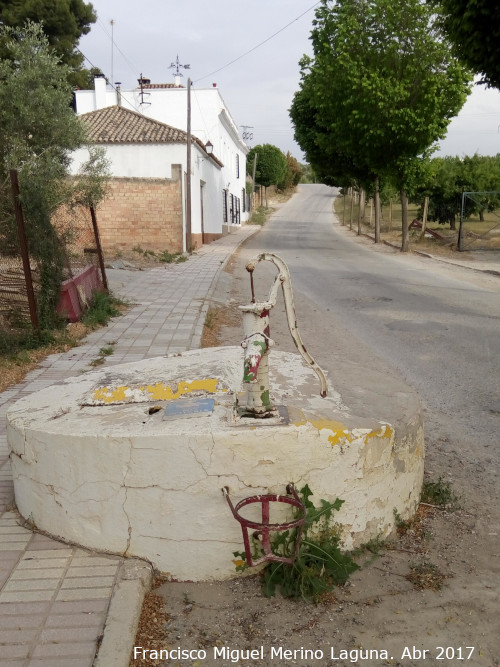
400 188 409 252
374 177 380 243
450 216 456 231
349 192 354 230
357 188 365 235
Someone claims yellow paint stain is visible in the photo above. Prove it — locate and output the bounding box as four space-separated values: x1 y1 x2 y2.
365 424 394 441
293 418 394 448
92 378 222 404
93 385 129 403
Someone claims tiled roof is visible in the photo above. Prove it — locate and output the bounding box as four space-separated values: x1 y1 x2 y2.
79 106 188 144
140 83 184 89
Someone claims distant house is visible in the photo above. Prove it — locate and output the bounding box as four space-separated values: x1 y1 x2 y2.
70 105 226 253
73 77 250 252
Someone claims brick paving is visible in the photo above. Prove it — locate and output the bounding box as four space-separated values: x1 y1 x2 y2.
0 226 257 666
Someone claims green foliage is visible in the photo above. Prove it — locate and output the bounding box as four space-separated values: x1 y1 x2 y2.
81 291 123 329
156 250 187 264
277 152 303 191
234 484 359 601
421 477 459 508
248 206 270 225
246 144 287 188
290 0 472 249
0 0 97 87
430 0 500 90
418 154 500 227
0 326 54 356
0 22 109 329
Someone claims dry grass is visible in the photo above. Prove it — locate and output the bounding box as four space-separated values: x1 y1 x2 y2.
0 323 89 393
201 305 241 348
129 577 171 666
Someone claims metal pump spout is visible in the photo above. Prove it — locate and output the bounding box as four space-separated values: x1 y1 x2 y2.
239 253 327 418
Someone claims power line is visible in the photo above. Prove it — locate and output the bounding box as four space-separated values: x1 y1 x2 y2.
194 1 321 84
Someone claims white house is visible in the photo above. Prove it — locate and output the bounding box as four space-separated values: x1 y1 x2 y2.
73 77 250 251
71 105 229 253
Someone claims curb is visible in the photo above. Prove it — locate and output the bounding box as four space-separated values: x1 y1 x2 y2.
94 559 153 667
344 225 500 278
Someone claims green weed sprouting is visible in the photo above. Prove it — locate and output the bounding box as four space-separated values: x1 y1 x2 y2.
420 476 459 509
233 484 358 601
81 291 124 329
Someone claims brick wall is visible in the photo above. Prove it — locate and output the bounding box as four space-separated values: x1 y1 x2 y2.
94 166 183 253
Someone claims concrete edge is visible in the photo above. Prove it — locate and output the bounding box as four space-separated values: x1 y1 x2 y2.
94 559 153 667
337 222 500 278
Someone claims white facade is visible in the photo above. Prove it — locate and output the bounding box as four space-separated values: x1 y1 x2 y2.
75 78 250 226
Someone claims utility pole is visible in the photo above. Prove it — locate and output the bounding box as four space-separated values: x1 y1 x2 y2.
186 77 192 251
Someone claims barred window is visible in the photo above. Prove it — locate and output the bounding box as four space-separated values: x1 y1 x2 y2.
222 190 228 223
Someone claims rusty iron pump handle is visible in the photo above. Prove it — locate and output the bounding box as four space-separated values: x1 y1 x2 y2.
245 253 327 398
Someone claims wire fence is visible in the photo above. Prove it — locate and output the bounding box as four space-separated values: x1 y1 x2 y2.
458 192 500 251
0 170 107 340
337 192 500 252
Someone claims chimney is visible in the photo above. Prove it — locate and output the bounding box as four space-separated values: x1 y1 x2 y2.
116 85 122 106
174 75 182 87
94 75 107 110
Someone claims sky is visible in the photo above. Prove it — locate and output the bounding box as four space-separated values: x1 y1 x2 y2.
79 0 500 161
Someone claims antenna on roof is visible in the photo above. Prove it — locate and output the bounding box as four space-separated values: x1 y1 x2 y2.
169 55 190 78
137 73 151 106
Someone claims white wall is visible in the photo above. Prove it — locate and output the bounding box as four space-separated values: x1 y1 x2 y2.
75 79 249 223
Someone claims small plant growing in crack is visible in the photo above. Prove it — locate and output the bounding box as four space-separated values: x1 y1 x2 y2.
89 343 115 367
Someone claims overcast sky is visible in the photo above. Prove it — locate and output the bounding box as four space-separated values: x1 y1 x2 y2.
79 0 500 161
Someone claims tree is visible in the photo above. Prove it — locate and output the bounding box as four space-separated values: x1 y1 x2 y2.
246 144 287 206
429 0 500 90
0 22 108 328
291 0 472 250
0 0 97 88
277 152 303 192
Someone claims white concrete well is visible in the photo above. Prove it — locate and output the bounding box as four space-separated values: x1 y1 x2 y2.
7 347 424 581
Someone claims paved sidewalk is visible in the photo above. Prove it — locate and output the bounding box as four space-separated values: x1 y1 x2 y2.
0 225 257 666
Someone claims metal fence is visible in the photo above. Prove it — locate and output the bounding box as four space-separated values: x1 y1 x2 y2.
458 192 500 251
0 170 107 337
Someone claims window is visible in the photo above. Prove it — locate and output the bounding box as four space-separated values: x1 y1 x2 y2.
222 190 228 223
242 188 246 213
236 154 240 179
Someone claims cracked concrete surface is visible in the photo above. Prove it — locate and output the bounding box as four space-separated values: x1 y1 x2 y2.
7 347 423 580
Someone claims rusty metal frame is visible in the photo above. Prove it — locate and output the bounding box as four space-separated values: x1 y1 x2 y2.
222 484 306 566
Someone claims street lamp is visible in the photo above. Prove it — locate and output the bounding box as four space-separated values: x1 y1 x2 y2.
205 141 214 155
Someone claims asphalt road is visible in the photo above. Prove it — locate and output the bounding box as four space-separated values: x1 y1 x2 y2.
239 184 500 517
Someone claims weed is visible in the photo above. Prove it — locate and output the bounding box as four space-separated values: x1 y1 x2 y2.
98 346 114 356
249 206 271 225
421 476 459 508
204 308 218 330
81 291 124 329
157 250 186 263
233 484 358 601
406 561 446 590
393 508 412 534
